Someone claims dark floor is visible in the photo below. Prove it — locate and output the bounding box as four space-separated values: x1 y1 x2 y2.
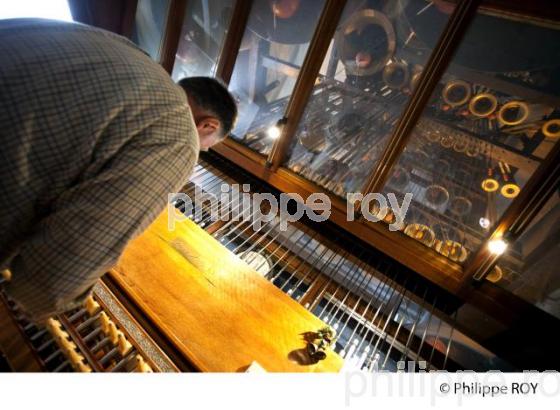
0 350 12 371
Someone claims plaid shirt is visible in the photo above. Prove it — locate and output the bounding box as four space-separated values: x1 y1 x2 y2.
0 19 199 322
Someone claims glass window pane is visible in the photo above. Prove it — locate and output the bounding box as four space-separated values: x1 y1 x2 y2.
379 9 560 264
171 0 235 81
282 0 452 197
489 193 560 319
131 0 171 61
227 0 325 155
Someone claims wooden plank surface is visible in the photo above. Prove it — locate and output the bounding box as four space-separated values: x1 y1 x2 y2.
109 208 343 372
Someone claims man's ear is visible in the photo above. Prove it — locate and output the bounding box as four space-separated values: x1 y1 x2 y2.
196 116 221 137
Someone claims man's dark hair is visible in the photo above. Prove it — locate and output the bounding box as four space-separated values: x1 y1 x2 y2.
178 76 237 137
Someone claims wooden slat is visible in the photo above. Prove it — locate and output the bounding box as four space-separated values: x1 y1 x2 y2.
109 209 343 372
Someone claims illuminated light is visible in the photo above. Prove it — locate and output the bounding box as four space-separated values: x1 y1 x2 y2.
479 217 490 229
0 0 73 21
267 125 281 139
488 238 508 255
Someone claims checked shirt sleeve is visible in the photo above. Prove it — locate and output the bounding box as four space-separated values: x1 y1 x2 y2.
4 108 199 323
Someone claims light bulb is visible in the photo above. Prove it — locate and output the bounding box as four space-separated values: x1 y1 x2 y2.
267 125 281 139
488 238 508 255
479 217 490 229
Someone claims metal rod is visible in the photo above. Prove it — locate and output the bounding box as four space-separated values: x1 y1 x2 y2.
381 281 419 370
442 310 458 370
352 270 405 367
242 224 302 274
339 265 395 357
337 268 388 352
82 327 103 344
303 246 356 309
326 255 375 332
267 232 319 282
110 350 137 373
231 216 280 254
318 249 368 320
426 303 446 371
99 347 119 367
76 313 101 333
400 285 430 362
414 295 438 365
52 360 71 372
367 277 411 370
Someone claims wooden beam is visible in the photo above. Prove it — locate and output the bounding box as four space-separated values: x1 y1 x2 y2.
215 0 253 84
479 0 560 24
267 0 347 170
159 0 188 74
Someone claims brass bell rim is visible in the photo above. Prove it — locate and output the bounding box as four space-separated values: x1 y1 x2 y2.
382 61 409 89
498 101 530 126
388 166 410 188
542 119 560 139
486 265 503 283
468 93 498 118
404 223 436 247
370 205 398 226
452 139 469 153
298 131 326 153
434 158 450 173
481 178 499 192
442 80 471 107
410 71 422 90
440 135 455 149
466 145 480 157
335 9 396 76
501 183 520 199
424 185 450 206
449 196 472 216
434 240 468 263
425 131 441 142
